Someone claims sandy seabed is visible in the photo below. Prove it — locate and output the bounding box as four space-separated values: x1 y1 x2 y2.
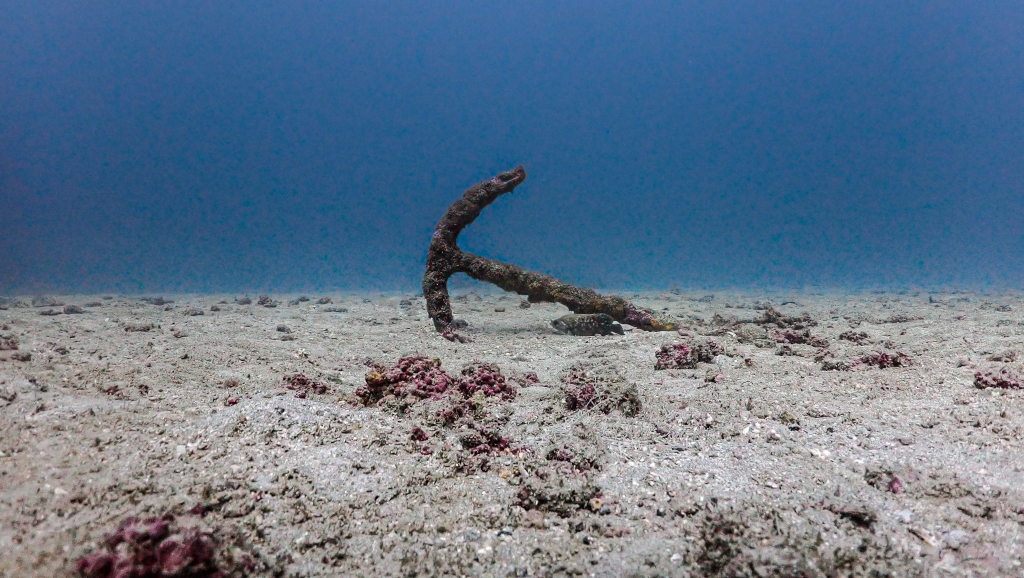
1 289 1022 577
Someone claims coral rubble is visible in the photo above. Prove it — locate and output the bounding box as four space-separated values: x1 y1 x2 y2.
75 513 254 578
357 356 452 406
282 373 329 398
560 362 641 416
975 367 1023 389
654 340 724 370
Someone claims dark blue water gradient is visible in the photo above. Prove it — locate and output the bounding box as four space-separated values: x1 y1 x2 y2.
2 0 1022 293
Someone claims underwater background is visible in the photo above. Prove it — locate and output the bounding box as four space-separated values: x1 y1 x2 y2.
2 0 1022 294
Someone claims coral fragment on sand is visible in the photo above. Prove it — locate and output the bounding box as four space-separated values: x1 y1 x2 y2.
560 362 641 416
459 424 511 455
359 357 520 407
357 356 452 406
457 362 517 401
282 373 328 398
755 307 817 329
974 368 1023 389
838 330 870 345
75 513 252 578
772 329 828 348
859 351 911 368
422 166 677 339
821 351 911 371
515 473 602 517
654 340 724 370
821 360 850 371
0 335 18 351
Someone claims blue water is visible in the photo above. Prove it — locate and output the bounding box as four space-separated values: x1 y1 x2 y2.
2 1 1022 294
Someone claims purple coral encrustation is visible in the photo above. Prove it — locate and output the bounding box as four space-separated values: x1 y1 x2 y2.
410 426 430 441
773 329 829 348
458 362 517 401
858 351 911 369
654 340 724 370
358 357 522 406
356 356 453 405
459 424 511 455
282 373 329 398
975 368 1023 389
564 382 598 411
76 513 238 578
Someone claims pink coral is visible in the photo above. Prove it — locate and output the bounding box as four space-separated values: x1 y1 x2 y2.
564 382 598 411
858 352 911 369
76 514 237 578
457 362 517 400
459 424 511 455
974 368 1023 389
654 340 724 370
888 475 903 494
773 329 829 348
282 373 329 398
356 356 452 405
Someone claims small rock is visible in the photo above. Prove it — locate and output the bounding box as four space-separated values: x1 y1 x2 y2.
943 529 972 550
63 305 84 314
713 354 735 369
778 411 800 426
887 475 903 494
523 510 545 528
31 296 63 307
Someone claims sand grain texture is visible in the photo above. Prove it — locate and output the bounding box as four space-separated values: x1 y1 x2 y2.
1 290 1022 577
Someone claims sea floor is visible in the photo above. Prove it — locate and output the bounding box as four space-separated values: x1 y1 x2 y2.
1 289 1022 577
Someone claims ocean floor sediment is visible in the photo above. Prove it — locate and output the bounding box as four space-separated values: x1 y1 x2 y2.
1 289 1022 577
